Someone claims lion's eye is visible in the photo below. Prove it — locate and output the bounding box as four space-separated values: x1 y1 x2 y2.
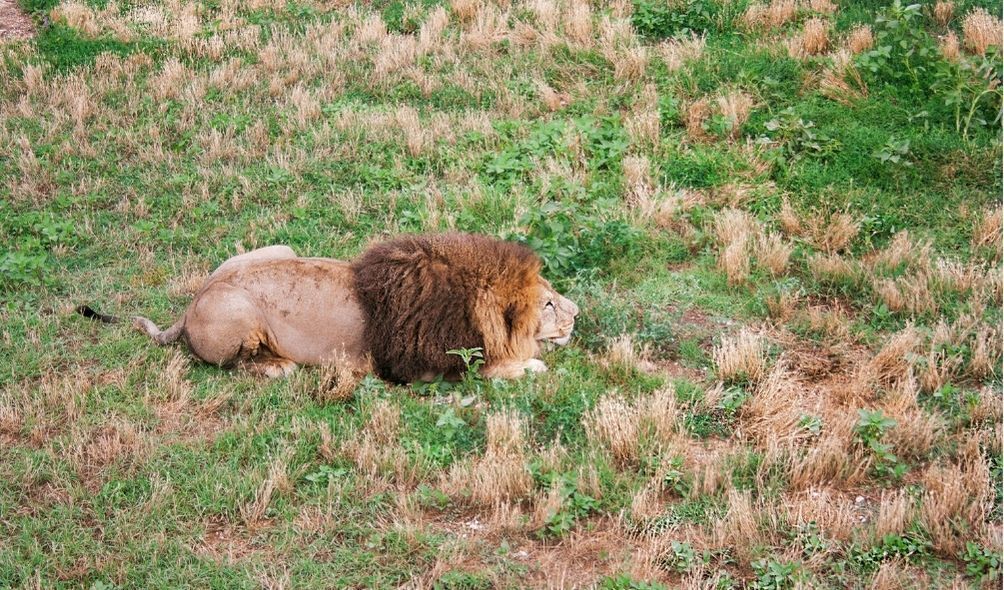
545 301 554 310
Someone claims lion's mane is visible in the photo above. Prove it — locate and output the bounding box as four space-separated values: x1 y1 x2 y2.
351 233 543 384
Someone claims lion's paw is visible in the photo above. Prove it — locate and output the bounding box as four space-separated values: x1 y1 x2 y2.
524 358 548 373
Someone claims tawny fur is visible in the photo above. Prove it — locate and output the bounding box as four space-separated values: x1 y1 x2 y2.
102 235 577 381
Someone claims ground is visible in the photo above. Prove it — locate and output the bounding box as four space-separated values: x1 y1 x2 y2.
0 0 1002 588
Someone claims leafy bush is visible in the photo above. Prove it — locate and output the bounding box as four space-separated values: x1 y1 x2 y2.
855 409 905 478
631 0 721 39
510 200 643 281
599 574 668 590
961 541 1002 581
751 560 805 590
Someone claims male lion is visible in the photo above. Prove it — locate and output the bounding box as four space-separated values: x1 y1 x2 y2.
92 233 578 382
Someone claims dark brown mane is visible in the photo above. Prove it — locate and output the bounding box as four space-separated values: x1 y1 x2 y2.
350 233 543 383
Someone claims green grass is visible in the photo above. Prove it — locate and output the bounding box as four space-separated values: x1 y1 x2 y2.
1 0 1001 586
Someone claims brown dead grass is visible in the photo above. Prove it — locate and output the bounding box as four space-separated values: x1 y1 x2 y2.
962 7 1002 55
716 91 754 140
741 0 796 29
972 206 1002 258
808 210 859 253
464 410 533 505
788 488 860 542
756 231 792 276
779 198 803 236
583 395 641 467
846 25 874 53
713 328 768 385
658 33 705 71
934 1 955 26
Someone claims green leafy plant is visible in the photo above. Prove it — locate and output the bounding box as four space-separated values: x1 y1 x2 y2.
536 473 600 538
855 409 905 478
631 0 720 39
304 465 350 486
664 540 699 573
933 46 1003 139
599 574 668 590
759 108 840 164
872 137 913 168
961 541 1001 581
850 530 930 570
751 559 805 590
855 1 939 95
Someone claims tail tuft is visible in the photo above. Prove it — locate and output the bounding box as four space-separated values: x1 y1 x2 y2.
75 305 118 324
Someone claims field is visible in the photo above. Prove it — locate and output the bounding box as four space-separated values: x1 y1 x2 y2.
1 0 1002 586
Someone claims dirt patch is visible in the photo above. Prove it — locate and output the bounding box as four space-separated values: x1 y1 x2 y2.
0 0 34 41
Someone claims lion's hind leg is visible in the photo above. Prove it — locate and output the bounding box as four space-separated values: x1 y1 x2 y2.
481 358 547 379
182 283 278 369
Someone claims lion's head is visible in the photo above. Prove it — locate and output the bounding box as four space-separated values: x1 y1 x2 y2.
535 277 578 346
351 233 578 383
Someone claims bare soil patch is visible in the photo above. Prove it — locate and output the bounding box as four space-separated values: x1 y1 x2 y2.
0 0 33 41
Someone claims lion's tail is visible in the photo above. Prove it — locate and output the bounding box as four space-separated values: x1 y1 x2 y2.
77 304 185 346
132 316 185 346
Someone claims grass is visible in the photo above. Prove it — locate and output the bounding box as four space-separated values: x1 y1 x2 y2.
0 0 1001 586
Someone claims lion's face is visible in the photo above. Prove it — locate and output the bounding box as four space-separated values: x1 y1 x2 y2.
535 279 579 346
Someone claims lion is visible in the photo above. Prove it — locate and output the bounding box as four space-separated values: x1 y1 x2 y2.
82 233 579 382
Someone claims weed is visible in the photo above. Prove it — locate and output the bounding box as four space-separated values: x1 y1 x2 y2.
599 574 668 590
751 559 805 589
961 541 1001 581
855 409 906 479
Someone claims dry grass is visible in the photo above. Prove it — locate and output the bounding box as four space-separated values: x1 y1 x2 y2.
713 328 768 385
934 1 955 26
583 395 642 466
626 84 661 148
787 18 830 59
869 560 932 590
563 0 593 47
756 231 792 276
808 253 859 285
464 410 533 505
713 207 759 245
778 198 803 236
873 489 914 539
972 206 1002 258
962 7 1002 56
820 49 868 104
718 236 751 285
788 409 867 489
716 91 754 140
870 230 930 272
866 325 922 388
712 208 757 284
766 287 800 321
685 97 712 141
643 387 680 447
919 461 987 556
808 211 859 253
741 0 796 29
657 34 705 71
846 25 874 53
788 488 860 542
740 363 811 447
874 272 938 316
940 31 963 62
